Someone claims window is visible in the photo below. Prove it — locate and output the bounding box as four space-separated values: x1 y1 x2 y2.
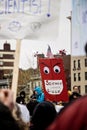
78 60 80 69
78 73 81 81
85 72 87 80
78 86 81 94
85 59 87 67
74 73 76 81
73 60 76 70
85 85 87 94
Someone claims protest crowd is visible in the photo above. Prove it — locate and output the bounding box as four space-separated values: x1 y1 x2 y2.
0 84 87 130
0 0 87 129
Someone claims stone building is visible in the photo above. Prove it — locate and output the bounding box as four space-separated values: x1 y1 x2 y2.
71 56 87 95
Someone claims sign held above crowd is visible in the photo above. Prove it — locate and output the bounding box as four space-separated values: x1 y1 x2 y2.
0 0 61 40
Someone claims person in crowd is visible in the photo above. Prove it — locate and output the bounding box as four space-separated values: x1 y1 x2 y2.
46 95 87 130
26 86 44 117
16 91 26 105
73 85 80 94
68 85 81 102
12 103 29 130
69 91 81 102
16 96 30 124
30 90 37 100
27 99 39 117
26 89 38 116
29 101 57 130
0 102 21 130
34 86 45 102
0 89 20 130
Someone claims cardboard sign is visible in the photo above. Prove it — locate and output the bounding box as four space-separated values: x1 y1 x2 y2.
39 58 69 102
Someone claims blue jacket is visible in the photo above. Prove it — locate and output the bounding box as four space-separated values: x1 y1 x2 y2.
34 86 45 102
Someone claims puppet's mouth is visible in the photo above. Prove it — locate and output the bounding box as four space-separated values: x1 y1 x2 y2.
44 80 63 95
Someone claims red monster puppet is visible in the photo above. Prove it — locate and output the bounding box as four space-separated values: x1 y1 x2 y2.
39 58 69 102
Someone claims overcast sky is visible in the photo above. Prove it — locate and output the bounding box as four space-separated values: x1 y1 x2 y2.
0 0 71 70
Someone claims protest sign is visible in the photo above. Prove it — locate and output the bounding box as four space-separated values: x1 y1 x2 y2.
39 58 69 102
72 0 87 56
0 0 61 40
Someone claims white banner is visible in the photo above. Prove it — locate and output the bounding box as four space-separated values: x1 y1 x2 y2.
0 0 61 40
72 0 87 56
44 80 63 95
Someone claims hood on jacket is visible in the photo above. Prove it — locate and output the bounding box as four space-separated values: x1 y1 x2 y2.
34 86 43 95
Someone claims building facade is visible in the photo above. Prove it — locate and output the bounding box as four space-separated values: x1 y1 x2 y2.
0 41 15 88
71 56 87 95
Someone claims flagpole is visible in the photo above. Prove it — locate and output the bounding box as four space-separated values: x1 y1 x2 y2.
11 39 21 102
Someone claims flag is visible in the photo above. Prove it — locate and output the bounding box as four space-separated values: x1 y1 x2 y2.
46 45 54 58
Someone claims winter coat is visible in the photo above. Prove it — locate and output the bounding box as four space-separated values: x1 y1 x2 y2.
34 86 45 102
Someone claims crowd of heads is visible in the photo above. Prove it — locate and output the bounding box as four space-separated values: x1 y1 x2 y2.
30 101 57 130
0 84 87 130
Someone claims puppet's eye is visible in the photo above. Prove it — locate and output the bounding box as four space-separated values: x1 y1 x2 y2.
43 67 50 74
53 65 60 73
